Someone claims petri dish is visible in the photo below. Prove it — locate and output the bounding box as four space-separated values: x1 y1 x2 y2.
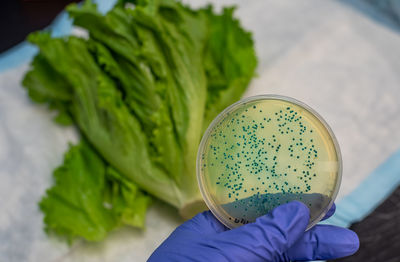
197 95 342 230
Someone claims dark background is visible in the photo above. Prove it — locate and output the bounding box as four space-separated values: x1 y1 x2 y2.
1 1 399 261
0 0 78 53
333 186 400 262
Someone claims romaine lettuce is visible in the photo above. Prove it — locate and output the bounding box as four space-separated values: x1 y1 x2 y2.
23 0 257 241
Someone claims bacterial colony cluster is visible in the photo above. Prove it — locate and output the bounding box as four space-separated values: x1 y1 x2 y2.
198 96 341 229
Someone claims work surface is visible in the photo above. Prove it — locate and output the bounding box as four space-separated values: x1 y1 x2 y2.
1 0 400 261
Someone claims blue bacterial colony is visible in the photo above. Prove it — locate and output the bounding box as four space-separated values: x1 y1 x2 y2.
199 98 339 228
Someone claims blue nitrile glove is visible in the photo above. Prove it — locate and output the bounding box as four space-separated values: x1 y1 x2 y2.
148 201 359 262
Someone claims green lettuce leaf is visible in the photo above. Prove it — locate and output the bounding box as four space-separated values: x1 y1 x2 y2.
40 141 151 242
22 54 74 125
105 167 151 228
202 6 258 129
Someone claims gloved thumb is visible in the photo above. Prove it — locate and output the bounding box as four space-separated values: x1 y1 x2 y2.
219 201 309 261
287 224 359 261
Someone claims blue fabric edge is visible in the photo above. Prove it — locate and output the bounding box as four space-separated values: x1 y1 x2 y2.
323 148 400 227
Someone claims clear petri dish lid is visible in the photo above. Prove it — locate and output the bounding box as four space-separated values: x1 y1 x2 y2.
197 95 342 230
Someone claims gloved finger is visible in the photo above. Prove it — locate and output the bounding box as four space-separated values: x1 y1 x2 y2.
178 211 228 234
321 203 336 221
287 224 359 261
218 201 310 258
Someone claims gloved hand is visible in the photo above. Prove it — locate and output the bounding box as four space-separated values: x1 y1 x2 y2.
148 201 359 262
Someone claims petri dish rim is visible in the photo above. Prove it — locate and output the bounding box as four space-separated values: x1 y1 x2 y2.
196 94 342 230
